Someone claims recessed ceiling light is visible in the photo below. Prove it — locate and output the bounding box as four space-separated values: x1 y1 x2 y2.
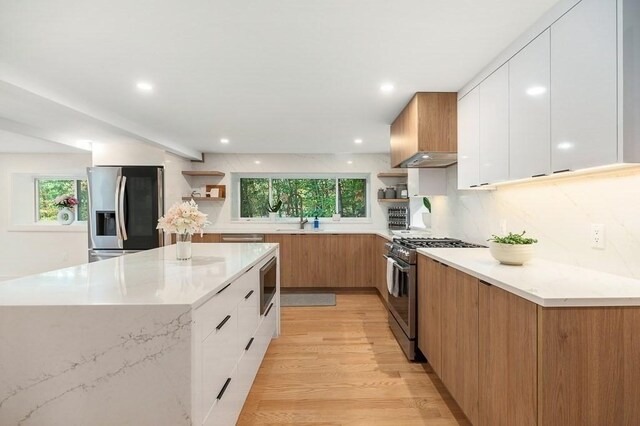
136 81 153 92
526 86 547 96
220 138 229 144
254 160 261 165
380 83 395 93
354 139 363 144
347 160 353 165
557 142 574 150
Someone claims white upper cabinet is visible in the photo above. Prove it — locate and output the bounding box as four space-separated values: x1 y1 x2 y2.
479 64 510 185
457 87 480 189
509 29 551 180
550 0 617 172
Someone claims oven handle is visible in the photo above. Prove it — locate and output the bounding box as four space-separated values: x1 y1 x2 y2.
382 254 412 272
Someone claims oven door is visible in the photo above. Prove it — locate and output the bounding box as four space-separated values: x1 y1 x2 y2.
386 255 416 339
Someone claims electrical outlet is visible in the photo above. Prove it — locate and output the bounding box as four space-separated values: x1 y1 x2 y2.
591 224 605 249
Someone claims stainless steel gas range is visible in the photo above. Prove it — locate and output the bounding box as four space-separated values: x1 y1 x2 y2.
384 237 484 361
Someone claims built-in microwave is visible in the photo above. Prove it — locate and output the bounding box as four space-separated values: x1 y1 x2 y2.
260 257 277 315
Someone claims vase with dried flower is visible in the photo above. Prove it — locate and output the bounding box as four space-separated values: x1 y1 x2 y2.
157 200 210 260
54 195 78 225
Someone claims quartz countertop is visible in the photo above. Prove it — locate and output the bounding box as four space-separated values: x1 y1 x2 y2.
0 243 278 308
417 248 640 307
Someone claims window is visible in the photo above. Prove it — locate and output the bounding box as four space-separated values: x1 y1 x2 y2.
238 176 368 219
35 178 88 222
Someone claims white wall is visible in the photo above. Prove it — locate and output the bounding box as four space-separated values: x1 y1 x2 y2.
190 153 396 231
0 153 92 280
432 165 640 279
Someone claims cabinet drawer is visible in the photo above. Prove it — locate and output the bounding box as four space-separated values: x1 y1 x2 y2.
201 307 238 417
237 284 260 358
196 268 255 341
203 366 243 426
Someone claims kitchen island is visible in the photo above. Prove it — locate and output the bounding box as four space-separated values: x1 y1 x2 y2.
0 243 280 426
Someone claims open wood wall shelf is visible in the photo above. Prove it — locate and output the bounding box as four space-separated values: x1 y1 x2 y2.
378 198 409 203
377 172 408 178
182 197 225 201
182 171 225 177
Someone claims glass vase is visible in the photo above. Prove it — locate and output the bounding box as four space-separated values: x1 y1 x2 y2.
176 233 192 260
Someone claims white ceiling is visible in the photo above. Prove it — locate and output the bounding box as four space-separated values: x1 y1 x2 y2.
0 0 560 156
0 129 87 153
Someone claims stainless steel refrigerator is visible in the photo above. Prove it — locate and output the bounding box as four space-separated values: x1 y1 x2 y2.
87 166 164 262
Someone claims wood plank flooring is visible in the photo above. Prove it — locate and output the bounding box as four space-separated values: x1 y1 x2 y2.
238 293 470 425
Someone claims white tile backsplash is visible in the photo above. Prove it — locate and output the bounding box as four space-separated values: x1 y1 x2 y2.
433 165 640 279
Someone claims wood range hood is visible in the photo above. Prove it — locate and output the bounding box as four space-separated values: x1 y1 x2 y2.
389 92 458 168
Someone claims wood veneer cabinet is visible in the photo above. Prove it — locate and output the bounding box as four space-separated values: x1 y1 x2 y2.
264 234 374 288
441 265 479 425
537 306 640 426
374 236 389 303
417 256 443 376
416 252 640 426
479 282 537 426
390 92 457 168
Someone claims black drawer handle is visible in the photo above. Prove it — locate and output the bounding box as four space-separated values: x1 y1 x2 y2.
216 315 231 330
216 378 231 400
470 185 479 188
264 303 274 317
531 173 546 178
216 283 231 295
245 337 255 351
480 183 490 186
245 290 254 300
553 169 571 174
480 280 492 287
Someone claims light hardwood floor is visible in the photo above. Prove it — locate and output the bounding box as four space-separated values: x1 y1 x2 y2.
238 293 470 425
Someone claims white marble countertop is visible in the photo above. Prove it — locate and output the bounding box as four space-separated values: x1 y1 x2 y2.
0 243 278 308
417 248 640 307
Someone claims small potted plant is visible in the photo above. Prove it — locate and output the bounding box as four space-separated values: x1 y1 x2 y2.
422 197 431 229
487 231 538 266
267 200 282 221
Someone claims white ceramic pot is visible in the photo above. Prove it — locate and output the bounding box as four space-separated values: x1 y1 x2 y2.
269 212 278 221
57 207 75 225
489 242 536 266
422 212 432 229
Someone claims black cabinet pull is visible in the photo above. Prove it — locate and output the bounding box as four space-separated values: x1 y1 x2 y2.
553 169 571 174
216 283 231 295
531 173 546 178
470 185 479 188
245 337 255 351
244 290 254 300
216 378 232 400
479 280 492 287
264 303 274 317
480 183 490 186
216 315 231 330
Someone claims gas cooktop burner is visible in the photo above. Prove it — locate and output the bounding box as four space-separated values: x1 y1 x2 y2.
393 237 485 249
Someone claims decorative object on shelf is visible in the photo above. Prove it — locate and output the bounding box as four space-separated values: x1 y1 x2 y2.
267 199 282 221
385 187 397 199
157 200 210 260
190 189 202 198
422 197 432 229
387 206 409 230
205 184 226 199
54 195 78 225
397 183 408 198
378 188 385 199
487 231 538 266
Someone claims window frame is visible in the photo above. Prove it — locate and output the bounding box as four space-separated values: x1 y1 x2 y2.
34 175 89 224
232 173 371 222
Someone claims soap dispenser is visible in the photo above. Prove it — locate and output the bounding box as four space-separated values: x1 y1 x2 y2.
313 216 320 230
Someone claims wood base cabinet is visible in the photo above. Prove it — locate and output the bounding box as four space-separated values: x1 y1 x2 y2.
374 236 390 303
479 282 537 426
416 253 640 426
265 234 374 288
441 265 479 425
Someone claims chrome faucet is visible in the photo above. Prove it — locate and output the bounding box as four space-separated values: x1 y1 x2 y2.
299 200 308 229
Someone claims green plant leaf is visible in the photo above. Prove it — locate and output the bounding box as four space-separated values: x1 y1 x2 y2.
422 197 431 213
487 231 538 245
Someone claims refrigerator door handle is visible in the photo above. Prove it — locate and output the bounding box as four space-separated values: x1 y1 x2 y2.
119 176 128 241
114 175 123 241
